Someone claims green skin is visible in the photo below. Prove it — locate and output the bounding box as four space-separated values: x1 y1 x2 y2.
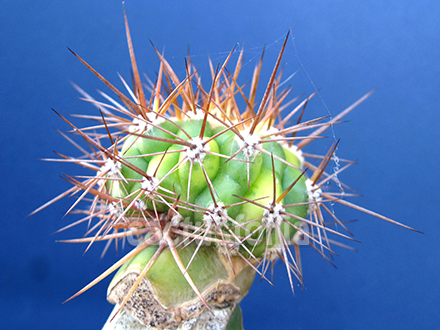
110 118 309 258
226 305 244 330
109 242 231 308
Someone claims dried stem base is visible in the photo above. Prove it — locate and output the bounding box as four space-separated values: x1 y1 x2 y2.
102 303 244 330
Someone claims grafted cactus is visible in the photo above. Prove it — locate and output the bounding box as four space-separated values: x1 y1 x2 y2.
33 13 419 330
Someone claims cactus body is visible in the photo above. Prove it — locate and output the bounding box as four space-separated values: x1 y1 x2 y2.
34 13 418 330
111 117 308 259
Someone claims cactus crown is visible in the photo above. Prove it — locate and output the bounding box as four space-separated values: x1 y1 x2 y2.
33 13 419 329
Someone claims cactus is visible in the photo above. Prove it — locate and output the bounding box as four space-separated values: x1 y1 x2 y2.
32 12 420 330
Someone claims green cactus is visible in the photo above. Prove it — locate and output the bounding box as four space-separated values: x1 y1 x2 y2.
33 12 420 330
112 114 308 259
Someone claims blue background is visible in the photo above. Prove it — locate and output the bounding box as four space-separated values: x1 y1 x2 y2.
1 1 438 329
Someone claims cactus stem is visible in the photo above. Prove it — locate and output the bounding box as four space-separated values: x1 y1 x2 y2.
165 234 213 315
110 240 167 322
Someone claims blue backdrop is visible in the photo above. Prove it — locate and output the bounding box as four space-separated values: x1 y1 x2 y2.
1 1 438 329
